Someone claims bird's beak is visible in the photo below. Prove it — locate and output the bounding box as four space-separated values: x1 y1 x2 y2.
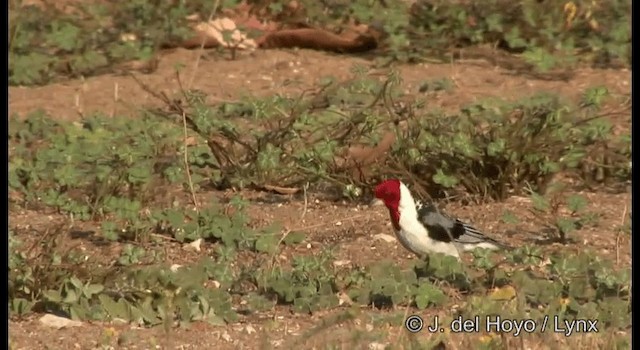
370 198 384 207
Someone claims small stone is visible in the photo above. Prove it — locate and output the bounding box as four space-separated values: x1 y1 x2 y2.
221 331 232 342
368 342 388 350
183 238 202 252
332 260 351 267
39 314 83 329
373 233 396 243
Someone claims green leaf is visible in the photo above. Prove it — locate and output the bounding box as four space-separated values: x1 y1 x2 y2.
10 298 34 316
63 289 79 303
256 143 282 172
245 293 275 312
486 13 503 32
530 192 549 212
46 21 81 51
567 195 587 213
433 169 458 188
522 47 557 72
500 210 519 224
84 284 104 298
254 234 279 254
556 218 576 235
452 133 477 157
105 298 132 320
582 86 609 107
101 221 119 241
139 297 161 324
43 289 62 303
71 51 109 73
487 139 506 156
415 281 446 309
316 294 340 310
69 276 83 290
69 304 86 320
292 297 312 314
283 232 306 246
568 277 595 300
205 312 226 326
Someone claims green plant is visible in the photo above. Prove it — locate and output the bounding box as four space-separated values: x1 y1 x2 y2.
392 85 629 201
528 184 598 243
8 67 629 349
9 0 630 86
130 70 631 202
418 78 455 93
117 244 147 266
256 250 341 313
8 0 213 85
143 69 397 191
406 0 630 71
9 221 631 339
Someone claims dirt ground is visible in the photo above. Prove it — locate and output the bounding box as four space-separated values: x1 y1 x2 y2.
9 48 631 350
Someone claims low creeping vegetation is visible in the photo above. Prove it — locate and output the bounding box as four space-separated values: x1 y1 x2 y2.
9 72 630 348
9 225 631 348
9 0 631 85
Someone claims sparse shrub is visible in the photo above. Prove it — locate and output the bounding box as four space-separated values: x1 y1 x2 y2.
392 85 630 201
144 71 629 202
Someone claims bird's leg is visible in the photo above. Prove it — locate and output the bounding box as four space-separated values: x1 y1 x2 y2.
413 254 431 279
422 254 431 270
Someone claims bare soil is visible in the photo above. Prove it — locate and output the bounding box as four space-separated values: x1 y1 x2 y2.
9 48 631 350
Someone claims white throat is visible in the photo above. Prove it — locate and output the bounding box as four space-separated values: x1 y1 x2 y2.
398 182 418 219
393 182 461 259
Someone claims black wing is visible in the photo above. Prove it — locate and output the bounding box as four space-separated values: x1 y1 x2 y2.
416 202 504 246
416 202 461 243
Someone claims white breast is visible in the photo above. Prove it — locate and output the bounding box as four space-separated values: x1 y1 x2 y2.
394 227 460 259
394 183 461 259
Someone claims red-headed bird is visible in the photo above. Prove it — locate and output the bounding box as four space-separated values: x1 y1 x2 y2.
374 179 509 260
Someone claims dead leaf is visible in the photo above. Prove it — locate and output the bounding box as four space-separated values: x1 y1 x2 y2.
183 238 203 252
337 291 354 306
332 260 351 267
114 56 159 74
263 184 299 195
184 136 198 147
221 331 232 342
193 18 257 49
368 342 388 350
257 27 378 53
245 324 257 334
335 130 396 180
489 285 517 301
173 17 258 50
119 33 137 42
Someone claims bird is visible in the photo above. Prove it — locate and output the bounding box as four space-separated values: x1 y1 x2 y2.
374 179 509 260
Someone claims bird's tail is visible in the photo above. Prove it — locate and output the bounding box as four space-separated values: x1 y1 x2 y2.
462 223 512 250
